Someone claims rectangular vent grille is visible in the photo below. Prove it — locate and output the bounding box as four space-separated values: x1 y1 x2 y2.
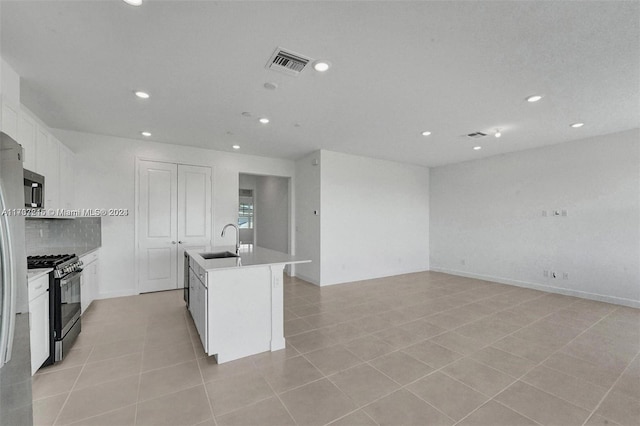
266 47 310 76
467 132 487 139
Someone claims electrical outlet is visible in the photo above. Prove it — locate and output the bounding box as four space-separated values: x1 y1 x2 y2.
551 271 557 278
562 272 569 280
543 270 549 278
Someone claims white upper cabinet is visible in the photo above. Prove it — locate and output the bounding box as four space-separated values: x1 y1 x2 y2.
18 111 37 171
0 59 20 140
1 100 19 140
1 58 76 212
36 128 60 210
58 143 75 210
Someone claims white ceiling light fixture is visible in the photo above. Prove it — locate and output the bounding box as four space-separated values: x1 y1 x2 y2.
134 91 149 99
526 95 543 102
570 122 585 128
232 145 240 150
473 146 482 150
122 0 142 6
313 60 331 72
494 129 502 138
259 117 270 124
421 131 432 136
141 131 151 137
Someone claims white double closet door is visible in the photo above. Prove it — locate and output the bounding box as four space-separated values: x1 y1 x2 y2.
137 160 212 293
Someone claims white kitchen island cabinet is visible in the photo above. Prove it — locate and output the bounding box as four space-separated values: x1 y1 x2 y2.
186 246 310 364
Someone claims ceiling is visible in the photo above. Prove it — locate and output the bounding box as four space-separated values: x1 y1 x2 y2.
1 1 638 167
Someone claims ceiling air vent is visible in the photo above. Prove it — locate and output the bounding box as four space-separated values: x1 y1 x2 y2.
266 47 310 76
467 132 487 139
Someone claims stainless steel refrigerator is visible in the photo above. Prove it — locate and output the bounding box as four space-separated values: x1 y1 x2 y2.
0 132 32 425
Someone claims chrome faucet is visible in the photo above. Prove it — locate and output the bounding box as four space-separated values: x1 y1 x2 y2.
221 223 240 254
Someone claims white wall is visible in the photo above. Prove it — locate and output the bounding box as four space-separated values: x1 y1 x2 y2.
294 151 322 284
430 129 640 307
55 129 296 299
255 175 290 253
320 150 430 286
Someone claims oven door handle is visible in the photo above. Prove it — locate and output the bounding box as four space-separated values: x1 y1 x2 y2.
60 270 82 286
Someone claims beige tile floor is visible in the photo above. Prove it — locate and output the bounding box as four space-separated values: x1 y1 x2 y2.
32 272 639 426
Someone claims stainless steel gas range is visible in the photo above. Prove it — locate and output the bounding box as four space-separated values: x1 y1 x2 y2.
27 254 83 366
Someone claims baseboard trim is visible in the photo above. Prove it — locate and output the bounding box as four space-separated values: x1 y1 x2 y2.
293 273 320 286
320 267 432 287
430 267 640 309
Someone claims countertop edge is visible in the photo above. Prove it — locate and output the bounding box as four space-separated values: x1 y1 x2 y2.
27 268 52 282
186 246 311 272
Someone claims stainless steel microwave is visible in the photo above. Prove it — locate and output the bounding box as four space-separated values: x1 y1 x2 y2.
24 169 45 208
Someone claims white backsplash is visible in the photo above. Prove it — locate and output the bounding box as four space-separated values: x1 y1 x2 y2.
25 217 101 256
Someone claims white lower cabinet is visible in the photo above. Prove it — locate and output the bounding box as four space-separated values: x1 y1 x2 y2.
188 264 207 351
80 251 100 313
29 274 50 375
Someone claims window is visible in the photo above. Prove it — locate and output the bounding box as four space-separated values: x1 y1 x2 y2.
239 190 254 229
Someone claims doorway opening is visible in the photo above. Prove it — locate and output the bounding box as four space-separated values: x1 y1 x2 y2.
238 174 291 259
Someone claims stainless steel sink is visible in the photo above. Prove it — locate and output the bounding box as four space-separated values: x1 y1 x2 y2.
200 251 239 259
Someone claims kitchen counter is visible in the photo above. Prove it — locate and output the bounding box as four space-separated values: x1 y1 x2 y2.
187 245 310 271
186 246 310 364
27 268 52 282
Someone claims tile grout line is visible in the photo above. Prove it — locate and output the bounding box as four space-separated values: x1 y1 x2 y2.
289 284 575 416
401 297 583 425
38 279 635 426
50 345 95 426
186 306 219 426
579 330 639 425
255 364 302 426
451 300 627 426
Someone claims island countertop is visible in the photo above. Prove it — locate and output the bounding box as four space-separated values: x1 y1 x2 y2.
186 245 311 271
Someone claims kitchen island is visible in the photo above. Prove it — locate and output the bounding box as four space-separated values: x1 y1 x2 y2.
185 246 310 364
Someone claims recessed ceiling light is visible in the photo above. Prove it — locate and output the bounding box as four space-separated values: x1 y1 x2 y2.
141 131 151 137
232 145 240 150
122 0 142 5
134 91 149 99
526 95 543 102
570 122 584 128
313 61 330 72
473 146 482 150
421 131 432 136
494 129 502 138
259 118 270 124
